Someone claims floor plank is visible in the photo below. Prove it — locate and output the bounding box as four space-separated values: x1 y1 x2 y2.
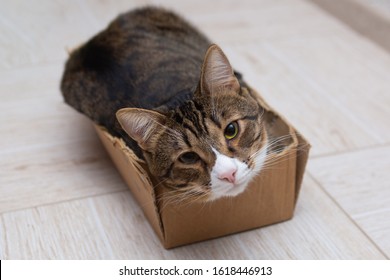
0 62 100 152
0 0 355 70
308 145 390 258
309 0 390 53
0 0 100 70
0 215 6 259
1 199 114 259
0 63 61 101
87 177 385 259
0 98 98 155
223 43 378 156
154 0 354 44
88 191 167 259
0 137 127 214
258 37 390 145
356 0 390 20
89 190 252 259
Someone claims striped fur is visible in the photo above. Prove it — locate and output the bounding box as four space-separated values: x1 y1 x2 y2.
61 7 269 201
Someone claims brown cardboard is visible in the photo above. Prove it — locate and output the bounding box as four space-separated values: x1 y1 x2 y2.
94 88 310 249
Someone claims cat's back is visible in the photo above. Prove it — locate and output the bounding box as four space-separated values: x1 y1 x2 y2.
61 7 210 124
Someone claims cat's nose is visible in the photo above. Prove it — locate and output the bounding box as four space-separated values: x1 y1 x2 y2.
218 168 237 184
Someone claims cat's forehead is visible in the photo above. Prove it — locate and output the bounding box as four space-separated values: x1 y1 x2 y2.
208 90 258 117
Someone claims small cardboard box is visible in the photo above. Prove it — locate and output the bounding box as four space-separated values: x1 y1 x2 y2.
94 89 310 249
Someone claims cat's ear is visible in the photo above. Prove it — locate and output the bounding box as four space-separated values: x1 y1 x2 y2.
200 44 240 95
116 108 166 150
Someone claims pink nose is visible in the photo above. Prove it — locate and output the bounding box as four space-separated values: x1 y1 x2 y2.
218 169 237 184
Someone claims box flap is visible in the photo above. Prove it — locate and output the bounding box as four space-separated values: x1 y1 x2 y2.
94 126 166 243
294 133 311 204
253 90 311 205
93 86 310 249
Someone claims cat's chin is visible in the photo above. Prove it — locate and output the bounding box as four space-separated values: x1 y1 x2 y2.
206 178 252 201
207 151 268 201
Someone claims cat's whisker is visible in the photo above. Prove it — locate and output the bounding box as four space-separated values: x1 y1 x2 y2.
246 134 309 177
248 139 272 160
159 181 210 207
180 190 207 206
265 135 294 146
261 148 302 169
249 134 294 160
152 177 171 189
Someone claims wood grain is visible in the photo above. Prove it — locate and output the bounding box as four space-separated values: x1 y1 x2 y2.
309 0 390 53
88 191 167 259
356 0 390 20
309 146 390 258
154 0 354 44
1 198 114 259
0 137 127 214
0 1 99 70
222 43 378 156
1 176 384 259
260 37 390 145
0 215 7 259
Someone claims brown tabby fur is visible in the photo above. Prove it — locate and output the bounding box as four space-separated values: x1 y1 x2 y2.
61 7 269 201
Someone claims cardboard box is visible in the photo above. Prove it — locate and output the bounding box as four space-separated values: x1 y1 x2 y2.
94 89 310 249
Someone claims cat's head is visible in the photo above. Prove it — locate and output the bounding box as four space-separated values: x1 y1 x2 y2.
117 44 268 201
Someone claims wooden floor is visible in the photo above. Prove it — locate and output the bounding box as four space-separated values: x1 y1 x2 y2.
1 0 389 259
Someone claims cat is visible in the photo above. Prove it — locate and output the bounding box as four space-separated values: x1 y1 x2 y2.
61 6 270 202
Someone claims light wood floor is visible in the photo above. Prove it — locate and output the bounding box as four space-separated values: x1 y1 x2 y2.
1 0 389 259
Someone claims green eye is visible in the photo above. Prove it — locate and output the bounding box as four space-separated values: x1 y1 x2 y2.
224 122 239 140
178 152 200 164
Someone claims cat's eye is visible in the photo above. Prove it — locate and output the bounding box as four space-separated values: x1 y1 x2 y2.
178 152 200 164
224 122 239 140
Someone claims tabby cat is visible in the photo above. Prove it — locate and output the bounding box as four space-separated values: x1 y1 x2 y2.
61 7 269 201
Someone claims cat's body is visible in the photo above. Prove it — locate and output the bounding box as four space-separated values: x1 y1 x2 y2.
61 7 212 156
61 7 269 201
